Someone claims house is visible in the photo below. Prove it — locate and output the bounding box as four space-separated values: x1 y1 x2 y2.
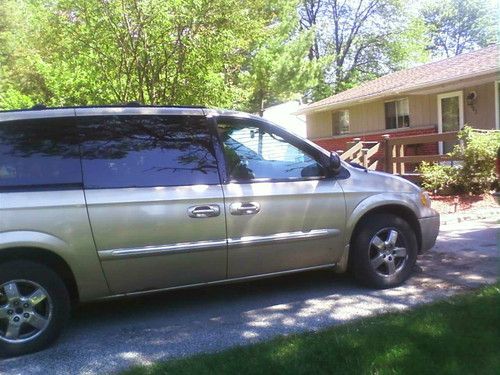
297 45 499 157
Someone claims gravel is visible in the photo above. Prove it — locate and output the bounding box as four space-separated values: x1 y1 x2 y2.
0 218 498 375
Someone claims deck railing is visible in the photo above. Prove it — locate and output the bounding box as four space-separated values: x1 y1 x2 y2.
382 131 460 174
338 128 498 175
338 138 380 170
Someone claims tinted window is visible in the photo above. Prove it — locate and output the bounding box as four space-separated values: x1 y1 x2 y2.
0 118 82 189
218 119 325 181
79 115 220 188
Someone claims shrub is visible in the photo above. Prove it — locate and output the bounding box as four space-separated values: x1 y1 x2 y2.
418 162 460 194
418 126 500 195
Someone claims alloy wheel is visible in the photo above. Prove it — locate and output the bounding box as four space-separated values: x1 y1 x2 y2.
0 280 53 344
368 228 408 277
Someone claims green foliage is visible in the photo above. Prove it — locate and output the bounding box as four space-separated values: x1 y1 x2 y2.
418 162 459 195
0 0 316 111
450 127 500 193
420 0 497 58
233 0 319 113
5 0 489 111
419 126 500 195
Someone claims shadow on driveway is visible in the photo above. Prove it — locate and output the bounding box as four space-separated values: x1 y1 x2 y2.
0 220 497 375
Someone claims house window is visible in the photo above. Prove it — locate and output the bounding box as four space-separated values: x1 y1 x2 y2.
332 110 350 135
385 98 410 129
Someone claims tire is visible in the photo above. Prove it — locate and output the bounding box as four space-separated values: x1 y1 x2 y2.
351 214 418 289
0 260 70 357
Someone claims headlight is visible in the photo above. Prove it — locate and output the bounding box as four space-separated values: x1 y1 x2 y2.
419 191 431 207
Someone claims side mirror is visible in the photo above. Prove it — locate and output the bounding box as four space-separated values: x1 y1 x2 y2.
329 151 342 174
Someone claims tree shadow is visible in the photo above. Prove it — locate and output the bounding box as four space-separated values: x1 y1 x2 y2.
1 224 497 374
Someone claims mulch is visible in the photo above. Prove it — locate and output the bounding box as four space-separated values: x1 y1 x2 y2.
429 193 498 215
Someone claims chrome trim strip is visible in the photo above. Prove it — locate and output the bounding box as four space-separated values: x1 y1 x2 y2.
98 239 227 260
75 107 204 117
98 229 339 260
0 109 76 122
96 263 337 300
228 228 339 248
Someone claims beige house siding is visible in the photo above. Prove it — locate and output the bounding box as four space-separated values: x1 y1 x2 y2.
306 81 497 139
306 111 332 138
408 94 437 127
463 82 496 130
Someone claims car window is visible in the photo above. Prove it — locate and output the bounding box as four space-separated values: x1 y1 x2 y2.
0 118 82 189
218 118 325 181
79 115 220 188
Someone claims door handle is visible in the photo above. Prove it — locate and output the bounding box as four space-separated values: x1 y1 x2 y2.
188 204 221 218
230 202 261 215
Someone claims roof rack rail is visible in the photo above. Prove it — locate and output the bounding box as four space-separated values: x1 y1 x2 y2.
124 101 142 107
31 104 47 110
0 103 209 113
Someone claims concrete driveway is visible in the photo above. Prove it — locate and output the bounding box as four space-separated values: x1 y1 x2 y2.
0 218 498 375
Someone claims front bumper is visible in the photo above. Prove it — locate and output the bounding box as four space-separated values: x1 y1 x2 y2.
418 214 440 253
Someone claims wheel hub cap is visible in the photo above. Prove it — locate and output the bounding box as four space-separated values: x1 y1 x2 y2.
368 228 408 277
0 280 52 344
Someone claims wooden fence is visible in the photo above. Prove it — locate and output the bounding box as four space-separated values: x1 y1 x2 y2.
338 138 380 170
382 131 460 174
338 128 498 175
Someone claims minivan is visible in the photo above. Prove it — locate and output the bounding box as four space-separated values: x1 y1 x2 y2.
0 105 439 356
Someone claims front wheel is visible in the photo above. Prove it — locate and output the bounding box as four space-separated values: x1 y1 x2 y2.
351 214 418 288
0 261 70 357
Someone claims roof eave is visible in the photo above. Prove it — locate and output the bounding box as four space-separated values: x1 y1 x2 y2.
297 67 500 115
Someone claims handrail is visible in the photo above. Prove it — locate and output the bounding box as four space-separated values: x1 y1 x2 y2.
383 130 463 174
340 141 362 161
340 139 380 169
364 142 380 160
337 127 493 176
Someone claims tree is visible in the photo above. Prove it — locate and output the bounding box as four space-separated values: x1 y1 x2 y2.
238 0 319 114
420 0 497 58
0 0 317 112
299 0 428 99
1 0 270 108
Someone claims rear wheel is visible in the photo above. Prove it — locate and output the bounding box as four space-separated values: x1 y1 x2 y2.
351 214 418 288
0 261 70 357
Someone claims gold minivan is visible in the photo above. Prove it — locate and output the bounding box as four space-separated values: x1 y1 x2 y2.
0 105 439 356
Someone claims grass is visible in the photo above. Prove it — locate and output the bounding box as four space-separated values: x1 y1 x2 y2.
123 284 500 375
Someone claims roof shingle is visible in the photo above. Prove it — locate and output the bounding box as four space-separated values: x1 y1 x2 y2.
299 45 499 114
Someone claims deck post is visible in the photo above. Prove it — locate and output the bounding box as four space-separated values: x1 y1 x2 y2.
382 134 391 173
399 144 405 175
362 149 368 168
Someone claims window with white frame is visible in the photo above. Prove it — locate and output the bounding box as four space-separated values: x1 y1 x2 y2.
385 98 410 129
332 110 350 135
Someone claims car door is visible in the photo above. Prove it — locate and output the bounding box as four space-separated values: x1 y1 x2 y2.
76 109 227 294
216 116 346 278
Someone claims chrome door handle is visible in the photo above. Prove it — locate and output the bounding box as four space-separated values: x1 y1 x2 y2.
229 202 261 215
188 204 221 218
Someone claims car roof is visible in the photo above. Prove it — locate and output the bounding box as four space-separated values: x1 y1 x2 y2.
0 104 272 121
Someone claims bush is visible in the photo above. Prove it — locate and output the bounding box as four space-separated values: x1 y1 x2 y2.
418 162 460 195
418 126 500 195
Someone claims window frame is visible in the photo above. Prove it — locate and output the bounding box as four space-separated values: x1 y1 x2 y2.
384 98 410 130
437 90 464 155
213 116 333 184
331 109 350 135
77 114 222 189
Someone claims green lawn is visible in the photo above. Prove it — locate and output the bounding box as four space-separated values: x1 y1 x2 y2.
123 284 500 375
